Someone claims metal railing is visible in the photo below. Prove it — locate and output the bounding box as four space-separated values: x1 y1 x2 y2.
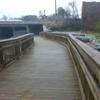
0 33 34 70
40 32 100 100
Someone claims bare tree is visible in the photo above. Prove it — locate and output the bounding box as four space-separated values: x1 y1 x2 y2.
68 1 79 19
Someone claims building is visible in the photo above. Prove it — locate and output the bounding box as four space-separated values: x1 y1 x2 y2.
0 21 43 39
82 2 100 30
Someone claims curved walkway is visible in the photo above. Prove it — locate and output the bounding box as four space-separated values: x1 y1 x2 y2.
0 37 81 100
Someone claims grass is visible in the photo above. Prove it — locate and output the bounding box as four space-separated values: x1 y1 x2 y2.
92 32 100 42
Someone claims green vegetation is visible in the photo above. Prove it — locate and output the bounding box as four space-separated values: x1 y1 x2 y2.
86 20 100 43
95 20 100 32
93 32 100 42
90 20 100 42
88 32 100 42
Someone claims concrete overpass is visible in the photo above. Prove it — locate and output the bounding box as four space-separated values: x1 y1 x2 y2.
0 21 43 39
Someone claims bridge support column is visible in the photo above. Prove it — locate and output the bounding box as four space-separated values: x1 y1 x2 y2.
26 25 30 33
12 26 15 37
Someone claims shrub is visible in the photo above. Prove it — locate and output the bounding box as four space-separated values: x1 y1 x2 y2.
95 20 100 32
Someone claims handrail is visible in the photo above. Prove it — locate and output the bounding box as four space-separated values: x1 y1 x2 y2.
0 33 34 70
40 32 100 100
69 34 100 84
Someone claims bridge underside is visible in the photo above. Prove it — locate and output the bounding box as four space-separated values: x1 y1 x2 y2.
0 37 81 99
0 24 43 39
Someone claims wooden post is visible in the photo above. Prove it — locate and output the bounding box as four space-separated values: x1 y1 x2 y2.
0 46 4 69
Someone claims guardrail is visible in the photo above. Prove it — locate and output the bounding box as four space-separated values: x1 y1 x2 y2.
40 32 100 100
0 33 34 70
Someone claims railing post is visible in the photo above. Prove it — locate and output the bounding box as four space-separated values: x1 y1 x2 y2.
0 46 4 69
15 41 21 58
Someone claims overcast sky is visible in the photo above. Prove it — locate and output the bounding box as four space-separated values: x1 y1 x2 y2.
0 0 99 18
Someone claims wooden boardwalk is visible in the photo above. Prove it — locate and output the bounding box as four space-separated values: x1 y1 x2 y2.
0 37 81 100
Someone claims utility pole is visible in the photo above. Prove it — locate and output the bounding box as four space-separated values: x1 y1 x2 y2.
55 0 57 24
55 0 57 15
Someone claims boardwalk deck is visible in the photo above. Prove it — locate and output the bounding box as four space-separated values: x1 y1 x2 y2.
0 37 81 100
